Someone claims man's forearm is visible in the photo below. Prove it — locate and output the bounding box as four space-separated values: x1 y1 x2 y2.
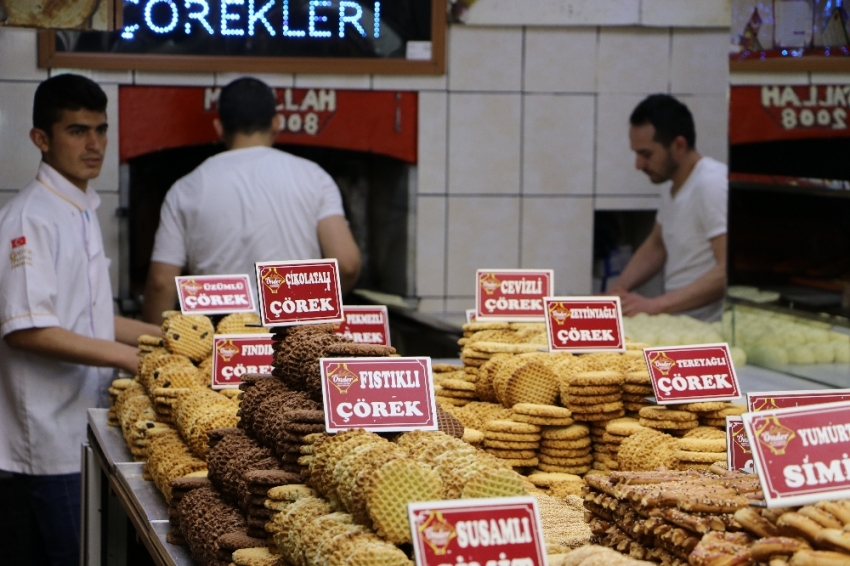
4 327 140 374
115 316 161 346
656 264 727 314
610 246 666 293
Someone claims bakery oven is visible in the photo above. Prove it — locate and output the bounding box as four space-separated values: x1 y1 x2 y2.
117 85 417 309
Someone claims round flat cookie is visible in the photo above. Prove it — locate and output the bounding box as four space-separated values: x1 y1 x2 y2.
676 438 726 452
624 371 652 384
639 406 698 422
540 424 589 441
536 463 591 475
564 384 622 396
639 418 699 430
511 403 572 418
483 439 541 450
683 426 726 440
483 431 542 442
484 420 541 434
667 401 728 413
569 401 624 414
675 450 728 464
567 371 624 386
540 437 592 449
526 472 582 487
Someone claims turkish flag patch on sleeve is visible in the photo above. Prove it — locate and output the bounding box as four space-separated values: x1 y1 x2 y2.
11 236 26 249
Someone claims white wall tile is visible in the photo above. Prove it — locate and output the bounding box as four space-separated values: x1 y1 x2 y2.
464 0 640 26
372 74 447 91
521 197 594 294
90 84 120 194
448 26 522 92
96 192 121 297
671 30 730 95
597 28 671 94
594 196 660 210
810 73 850 85
294 75 371 89
415 196 446 296
729 72 810 85
448 93 521 194
677 94 729 165
641 0 731 27
418 92 448 194
524 28 598 93
0 28 47 81
215 73 294 88
417 298 446 313
595 93 662 196
522 94 595 195
446 196 520 295
134 71 215 86
50 68 133 84
0 81 41 190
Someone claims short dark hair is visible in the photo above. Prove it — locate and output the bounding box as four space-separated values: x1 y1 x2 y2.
33 74 107 134
218 78 277 138
629 94 696 149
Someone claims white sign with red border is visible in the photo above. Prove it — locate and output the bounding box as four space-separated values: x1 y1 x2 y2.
475 269 553 321
544 296 625 353
747 389 850 412
333 305 391 346
644 343 741 404
175 274 255 315
210 333 274 389
465 309 476 324
319 356 437 433
742 401 850 507
255 259 344 327
726 416 754 474
408 497 547 566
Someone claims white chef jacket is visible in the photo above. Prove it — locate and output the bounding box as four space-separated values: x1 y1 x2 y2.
0 162 115 475
151 146 345 297
656 156 728 322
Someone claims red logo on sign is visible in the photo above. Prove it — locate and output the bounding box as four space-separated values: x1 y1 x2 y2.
644 344 740 404
320 357 436 433
255 260 343 327
210 333 274 389
333 305 391 346
726 417 754 473
743 401 850 507
408 498 547 566
11 236 26 249
175 274 255 316
748 389 850 412
475 269 553 321
544 296 625 353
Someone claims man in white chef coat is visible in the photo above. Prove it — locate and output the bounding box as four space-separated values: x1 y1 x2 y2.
142 77 361 324
608 94 728 322
0 74 159 566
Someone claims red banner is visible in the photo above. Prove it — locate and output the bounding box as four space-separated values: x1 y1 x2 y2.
544 297 625 353
176 274 255 315
210 334 274 389
319 357 436 433
727 417 754 474
119 86 417 163
644 344 740 404
255 259 343 327
333 305 391 346
408 497 547 566
748 389 850 412
730 85 850 145
743 401 850 507
475 269 553 321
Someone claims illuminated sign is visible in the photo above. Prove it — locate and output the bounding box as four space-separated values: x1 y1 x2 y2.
120 0 383 41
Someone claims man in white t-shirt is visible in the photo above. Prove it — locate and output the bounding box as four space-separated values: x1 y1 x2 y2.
143 78 361 324
608 94 728 322
0 74 160 566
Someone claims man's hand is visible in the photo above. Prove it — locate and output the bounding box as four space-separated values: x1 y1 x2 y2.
619 292 664 316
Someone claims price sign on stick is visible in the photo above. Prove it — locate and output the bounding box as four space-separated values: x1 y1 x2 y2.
210 334 274 389
644 343 741 404
544 296 625 353
727 416 754 474
408 497 547 566
742 401 850 507
255 259 343 326
475 269 552 321
747 389 850 412
333 305 391 346
176 274 255 315
319 357 436 433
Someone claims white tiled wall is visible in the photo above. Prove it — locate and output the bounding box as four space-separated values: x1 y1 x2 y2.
0 20 733 316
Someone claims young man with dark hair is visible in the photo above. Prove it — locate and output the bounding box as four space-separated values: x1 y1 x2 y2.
608 94 728 322
0 74 160 566
143 77 361 324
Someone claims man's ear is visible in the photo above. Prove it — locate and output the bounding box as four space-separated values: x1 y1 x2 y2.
671 135 689 157
271 114 282 132
213 118 224 141
30 127 50 153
